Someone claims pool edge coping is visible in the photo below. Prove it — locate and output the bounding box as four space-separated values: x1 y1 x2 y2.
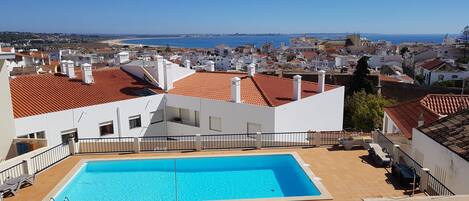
43 152 333 201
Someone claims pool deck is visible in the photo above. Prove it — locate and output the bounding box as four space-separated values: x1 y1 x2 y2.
4 148 421 201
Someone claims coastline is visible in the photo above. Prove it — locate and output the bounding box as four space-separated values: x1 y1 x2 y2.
100 38 166 48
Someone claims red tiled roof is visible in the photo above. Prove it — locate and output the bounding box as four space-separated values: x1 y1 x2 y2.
420 94 469 115
384 93 469 139
10 68 159 118
384 100 440 139
419 58 445 70
169 72 338 107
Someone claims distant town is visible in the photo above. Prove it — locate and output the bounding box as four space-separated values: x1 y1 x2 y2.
0 25 469 201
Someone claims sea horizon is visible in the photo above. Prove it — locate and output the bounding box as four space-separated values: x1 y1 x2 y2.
120 33 454 48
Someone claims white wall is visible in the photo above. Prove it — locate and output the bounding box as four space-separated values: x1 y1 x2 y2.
274 86 344 132
382 112 400 134
412 129 469 194
15 95 165 146
13 85 345 148
0 61 16 160
166 94 275 135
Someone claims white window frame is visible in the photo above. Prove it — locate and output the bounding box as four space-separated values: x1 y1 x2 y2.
128 115 142 129
247 122 262 133
99 121 114 136
209 116 222 132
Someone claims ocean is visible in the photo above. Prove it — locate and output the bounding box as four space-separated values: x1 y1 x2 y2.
122 33 449 48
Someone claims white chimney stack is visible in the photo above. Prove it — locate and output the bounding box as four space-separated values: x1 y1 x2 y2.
317 70 325 93
185 60 191 69
247 63 256 77
206 61 215 72
163 60 173 91
81 63 93 84
417 113 425 127
231 77 241 103
67 60 76 79
60 60 68 75
293 75 302 100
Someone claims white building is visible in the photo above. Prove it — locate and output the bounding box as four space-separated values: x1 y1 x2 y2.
415 58 469 85
117 51 130 64
0 50 16 161
6 56 344 157
368 55 403 69
411 109 469 194
383 94 469 139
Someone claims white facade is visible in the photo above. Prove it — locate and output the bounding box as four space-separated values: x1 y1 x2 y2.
117 51 130 64
412 128 469 194
0 60 16 160
13 86 344 147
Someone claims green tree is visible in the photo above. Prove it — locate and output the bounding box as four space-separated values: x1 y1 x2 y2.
344 91 396 131
349 56 374 94
399 47 409 58
462 25 469 59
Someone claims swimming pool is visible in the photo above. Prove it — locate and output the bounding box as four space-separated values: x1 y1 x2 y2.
53 153 329 201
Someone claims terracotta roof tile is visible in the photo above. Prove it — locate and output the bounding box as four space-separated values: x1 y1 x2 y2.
384 100 440 139
419 58 445 70
420 94 469 115
384 94 469 139
10 68 159 118
169 72 338 107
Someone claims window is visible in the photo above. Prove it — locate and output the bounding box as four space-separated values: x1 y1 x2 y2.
99 121 114 136
180 108 191 123
194 111 200 127
209 116 222 131
129 115 142 129
452 75 458 79
18 131 46 139
150 110 164 124
61 129 78 144
247 122 262 133
36 131 46 139
438 74 444 80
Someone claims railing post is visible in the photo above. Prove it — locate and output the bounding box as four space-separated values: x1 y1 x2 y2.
68 137 76 155
420 168 430 193
22 158 33 175
195 134 202 151
255 132 262 149
392 144 400 164
313 132 321 147
372 130 378 143
133 137 140 153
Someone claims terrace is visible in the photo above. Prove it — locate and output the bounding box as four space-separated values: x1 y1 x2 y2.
0 131 442 201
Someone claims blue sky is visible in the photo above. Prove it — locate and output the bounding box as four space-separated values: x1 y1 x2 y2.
1 0 468 34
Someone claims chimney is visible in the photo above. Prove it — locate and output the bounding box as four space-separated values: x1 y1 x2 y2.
247 63 256 77
417 112 424 127
60 60 68 75
206 61 215 72
185 60 191 69
231 77 241 103
163 60 173 91
81 63 93 84
67 60 76 79
293 75 302 100
317 70 325 93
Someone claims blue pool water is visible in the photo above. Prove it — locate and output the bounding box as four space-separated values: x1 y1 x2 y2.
55 154 320 201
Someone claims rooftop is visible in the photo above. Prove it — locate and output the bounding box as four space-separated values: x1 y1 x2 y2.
169 72 338 107
418 109 469 162
10 68 159 118
384 100 439 139
4 148 412 201
384 94 469 139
